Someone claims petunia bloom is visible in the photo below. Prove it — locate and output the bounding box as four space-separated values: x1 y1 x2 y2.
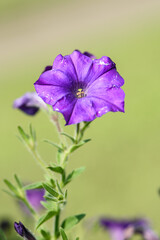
34 50 125 125
13 92 47 116
100 218 159 240
26 188 45 211
14 221 36 240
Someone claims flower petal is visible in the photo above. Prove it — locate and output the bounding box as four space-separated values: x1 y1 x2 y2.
52 54 78 82
87 68 124 90
70 50 93 86
52 95 96 125
85 56 116 86
34 70 75 106
87 87 125 116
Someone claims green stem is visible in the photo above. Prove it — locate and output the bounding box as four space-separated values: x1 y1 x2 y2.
23 198 38 220
54 210 60 239
30 149 52 177
75 123 80 143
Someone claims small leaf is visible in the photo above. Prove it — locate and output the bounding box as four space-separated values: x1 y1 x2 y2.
61 214 86 231
41 201 58 212
48 166 64 174
69 139 91 153
44 139 63 151
60 132 75 143
75 238 79 240
40 229 51 240
36 211 57 229
14 174 23 188
3 189 16 198
60 228 68 240
43 183 59 198
18 126 29 141
65 167 85 185
44 196 58 202
29 124 36 142
4 179 18 195
23 182 43 190
56 180 63 195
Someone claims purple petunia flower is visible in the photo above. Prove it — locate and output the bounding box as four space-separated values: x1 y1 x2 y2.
14 221 36 240
13 92 47 116
18 188 45 215
26 188 45 211
34 50 125 125
100 218 159 240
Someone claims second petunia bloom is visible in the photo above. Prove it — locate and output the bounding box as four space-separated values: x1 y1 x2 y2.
34 50 125 125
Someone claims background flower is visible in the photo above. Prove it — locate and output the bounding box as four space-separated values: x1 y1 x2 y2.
100 218 159 240
13 92 47 116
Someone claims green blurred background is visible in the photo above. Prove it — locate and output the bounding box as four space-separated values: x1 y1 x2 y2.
1 0 160 239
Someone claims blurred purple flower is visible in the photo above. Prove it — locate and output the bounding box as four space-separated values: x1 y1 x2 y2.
34 50 125 125
26 188 45 211
13 92 47 116
18 188 45 214
14 221 36 240
100 218 159 240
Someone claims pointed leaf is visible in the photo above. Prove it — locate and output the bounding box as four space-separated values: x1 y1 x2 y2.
69 139 91 153
44 139 63 151
40 229 51 240
44 195 58 202
56 180 63 195
65 167 85 185
36 211 57 229
60 132 75 143
60 228 68 240
18 126 30 141
41 201 58 212
4 179 18 195
14 174 23 188
23 182 43 190
48 166 64 174
43 183 59 198
3 189 16 198
61 214 86 231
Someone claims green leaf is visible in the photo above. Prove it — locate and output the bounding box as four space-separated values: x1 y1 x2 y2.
29 124 36 142
0 229 7 240
56 180 63 194
60 132 75 143
44 139 63 151
36 211 57 229
48 166 64 174
44 195 58 202
4 179 18 195
40 229 51 240
69 139 91 153
50 178 56 188
23 182 43 190
41 201 58 212
3 189 16 198
75 238 79 240
61 214 86 231
18 126 29 141
60 228 68 240
43 183 59 198
14 174 23 188
65 167 85 185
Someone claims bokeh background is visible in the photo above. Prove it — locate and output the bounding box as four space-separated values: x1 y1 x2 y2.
1 0 160 239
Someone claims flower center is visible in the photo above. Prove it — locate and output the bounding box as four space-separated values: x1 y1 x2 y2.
76 88 85 98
